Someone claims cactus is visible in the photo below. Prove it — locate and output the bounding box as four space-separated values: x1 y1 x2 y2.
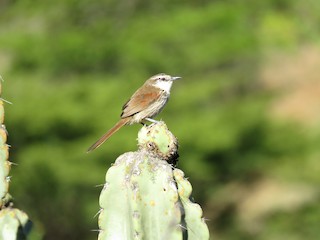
0 79 32 239
0 208 32 240
98 121 210 240
0 98 11 209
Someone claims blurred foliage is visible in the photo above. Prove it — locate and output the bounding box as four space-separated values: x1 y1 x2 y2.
1 0 320 239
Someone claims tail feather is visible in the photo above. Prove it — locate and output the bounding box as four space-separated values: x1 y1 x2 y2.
87 118 129 152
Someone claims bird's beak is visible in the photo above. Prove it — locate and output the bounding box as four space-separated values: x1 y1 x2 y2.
172 76 181 81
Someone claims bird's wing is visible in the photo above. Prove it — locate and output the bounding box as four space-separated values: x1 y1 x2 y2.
121 90 162 118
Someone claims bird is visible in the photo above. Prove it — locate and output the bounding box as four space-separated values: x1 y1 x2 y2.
87 73 180 152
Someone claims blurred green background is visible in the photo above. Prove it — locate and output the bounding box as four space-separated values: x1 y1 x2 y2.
1 0 320 239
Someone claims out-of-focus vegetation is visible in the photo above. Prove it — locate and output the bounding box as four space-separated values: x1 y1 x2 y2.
1 0 320 239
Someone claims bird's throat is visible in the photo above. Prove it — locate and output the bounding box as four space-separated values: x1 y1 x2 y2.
153 80 173 94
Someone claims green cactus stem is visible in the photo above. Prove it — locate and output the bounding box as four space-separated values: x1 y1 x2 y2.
0 208 32 240
0 80 32 239
174 169 210 240
98 121 209 240
0 92 11 208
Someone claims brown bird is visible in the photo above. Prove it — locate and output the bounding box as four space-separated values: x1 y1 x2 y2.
87 73 180 152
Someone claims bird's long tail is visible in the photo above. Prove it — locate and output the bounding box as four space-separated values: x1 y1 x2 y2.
87 118 130 152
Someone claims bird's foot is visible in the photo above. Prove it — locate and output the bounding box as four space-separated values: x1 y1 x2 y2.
145 118 160 124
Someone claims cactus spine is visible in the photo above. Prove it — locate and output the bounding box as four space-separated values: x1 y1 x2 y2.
98 121 209 240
